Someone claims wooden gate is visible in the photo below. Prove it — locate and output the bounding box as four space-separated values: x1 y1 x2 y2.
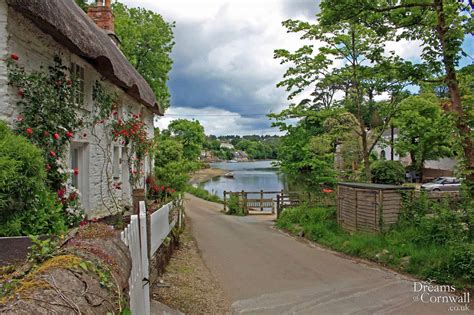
121 201 150 315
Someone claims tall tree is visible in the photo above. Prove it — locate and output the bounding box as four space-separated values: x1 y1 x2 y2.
394 94 454 181
167 119 205 161
74 0 89 13
113 3 175 110
319 0 473 191
275 14 408 180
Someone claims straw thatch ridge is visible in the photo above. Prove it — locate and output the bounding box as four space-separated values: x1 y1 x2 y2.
7 0 162 115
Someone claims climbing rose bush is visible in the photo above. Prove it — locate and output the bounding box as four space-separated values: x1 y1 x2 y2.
111 113 152 188
6 54 85 226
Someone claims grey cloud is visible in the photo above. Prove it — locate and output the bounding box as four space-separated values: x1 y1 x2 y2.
281 0 320 19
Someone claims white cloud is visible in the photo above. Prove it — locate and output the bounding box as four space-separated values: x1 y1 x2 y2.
155 106 283 136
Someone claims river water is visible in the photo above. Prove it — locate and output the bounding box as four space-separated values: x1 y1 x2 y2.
199 160 286 199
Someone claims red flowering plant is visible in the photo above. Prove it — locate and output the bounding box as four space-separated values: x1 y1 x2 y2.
145 176 177 211
111 112 152 189
7 55 81 189
6 54 84 224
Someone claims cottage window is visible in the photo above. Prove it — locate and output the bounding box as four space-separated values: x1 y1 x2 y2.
71 63 85 106
71 147 80 188
70 143 90 209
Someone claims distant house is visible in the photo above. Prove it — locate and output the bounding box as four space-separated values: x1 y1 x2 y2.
373 129 456 181
220 142 234 150
0 0 162 216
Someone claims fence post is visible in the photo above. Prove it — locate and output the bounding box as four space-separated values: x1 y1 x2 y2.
223 191 227 213
277 194 280 219
242 190 246 214
139 201 151 313
260 190 264 212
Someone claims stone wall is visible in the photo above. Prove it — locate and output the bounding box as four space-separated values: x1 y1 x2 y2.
0 3 156 218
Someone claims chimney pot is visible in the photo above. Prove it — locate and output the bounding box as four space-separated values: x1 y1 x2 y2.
87 0 114 32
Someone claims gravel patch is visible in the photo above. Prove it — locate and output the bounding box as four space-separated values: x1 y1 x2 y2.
152 223 230 314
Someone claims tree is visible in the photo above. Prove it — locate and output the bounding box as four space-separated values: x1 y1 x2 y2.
274 12 409 180
271 109 337 187
74 0 89 12
394 94 454 181
167 119 205 161
113 3 175 110
319 0 473 192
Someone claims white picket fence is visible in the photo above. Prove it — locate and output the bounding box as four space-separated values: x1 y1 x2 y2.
121 197 183 315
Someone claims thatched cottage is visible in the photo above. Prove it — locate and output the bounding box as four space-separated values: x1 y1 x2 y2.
0 0 162 216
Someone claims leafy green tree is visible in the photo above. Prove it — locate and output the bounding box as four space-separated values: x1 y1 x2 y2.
74 0 89 12
113 3 175 110
155 138 184 166
271 109 337 187
274 10 409 180
168 119 205 161
394 94 454 181
319 0 473 191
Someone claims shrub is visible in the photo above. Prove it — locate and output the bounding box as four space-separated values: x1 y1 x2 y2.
155 160 200 193
371 160 405 185
0 121 66 236
226 195 246 216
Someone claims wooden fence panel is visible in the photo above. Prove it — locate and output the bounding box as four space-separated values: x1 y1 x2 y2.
121 209 149 315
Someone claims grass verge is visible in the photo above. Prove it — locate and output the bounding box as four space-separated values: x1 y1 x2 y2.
277 205 473 290
184 185 222 204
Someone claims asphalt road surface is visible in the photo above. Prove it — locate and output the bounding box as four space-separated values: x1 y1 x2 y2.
184 194 471 314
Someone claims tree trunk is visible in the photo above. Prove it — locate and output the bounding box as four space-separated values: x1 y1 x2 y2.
434 0 474 195
361 129 371 181
419 159 425 183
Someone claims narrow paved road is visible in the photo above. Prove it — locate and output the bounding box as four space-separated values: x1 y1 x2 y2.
184 194 471 314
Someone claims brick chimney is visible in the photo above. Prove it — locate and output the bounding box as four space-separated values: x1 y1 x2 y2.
87 0 114 32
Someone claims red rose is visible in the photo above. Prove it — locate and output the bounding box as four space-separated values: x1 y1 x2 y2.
80 220 88 227
91 218 98 223
171 189 176 193
18 90 24 97
73 168 79 176
67 80 73 86
69 192 77 201
50 151 56 157
26 128 33 135
53 133 60 140
10 54 19 61
161 185 165 191
66 131 74 138
57 188 65 198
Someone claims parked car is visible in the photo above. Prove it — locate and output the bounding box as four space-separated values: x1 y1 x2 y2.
421 177 462 191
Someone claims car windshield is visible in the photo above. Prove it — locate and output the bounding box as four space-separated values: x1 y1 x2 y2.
432 177 446 184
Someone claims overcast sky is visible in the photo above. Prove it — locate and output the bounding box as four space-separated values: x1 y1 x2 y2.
120 0 473 136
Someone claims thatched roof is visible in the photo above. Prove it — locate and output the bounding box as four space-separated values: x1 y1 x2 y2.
7 0 162 115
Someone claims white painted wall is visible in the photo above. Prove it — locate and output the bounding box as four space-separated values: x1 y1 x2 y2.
0 5 156 217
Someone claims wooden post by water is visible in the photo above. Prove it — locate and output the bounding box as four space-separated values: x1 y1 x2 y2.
223 191 227 213
260 190 264 211
241 190 245 214
276 194 280 219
